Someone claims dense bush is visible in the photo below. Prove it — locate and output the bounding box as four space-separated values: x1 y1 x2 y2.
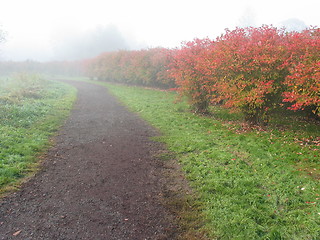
282 28 320 117
169 26 319 123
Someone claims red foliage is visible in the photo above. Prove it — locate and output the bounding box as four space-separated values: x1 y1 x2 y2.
169 38 214 112
282 28 320 116
85 48 175 88
84 25 319 121
170 25 320 122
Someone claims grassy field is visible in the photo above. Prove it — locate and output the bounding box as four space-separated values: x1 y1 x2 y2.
0 74 76 195
85 80 319 239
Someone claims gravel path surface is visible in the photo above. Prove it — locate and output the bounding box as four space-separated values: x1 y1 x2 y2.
0 80 177 240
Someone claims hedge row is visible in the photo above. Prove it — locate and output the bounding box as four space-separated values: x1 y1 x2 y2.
85 48 175 88
170 26 319 123
85 26 319 123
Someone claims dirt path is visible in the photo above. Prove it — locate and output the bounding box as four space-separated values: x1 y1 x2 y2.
0 81 177 239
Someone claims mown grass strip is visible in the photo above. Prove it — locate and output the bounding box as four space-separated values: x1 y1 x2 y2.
86 80 319 240
0 74 76 195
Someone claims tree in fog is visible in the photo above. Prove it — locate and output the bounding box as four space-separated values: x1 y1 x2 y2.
280 18 308 32
0 28 6 61
0 28 6 54
53 24 129 61
238 7 257 28
0 30 5 43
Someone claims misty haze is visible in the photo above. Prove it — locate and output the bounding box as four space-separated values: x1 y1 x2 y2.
52 25 142 61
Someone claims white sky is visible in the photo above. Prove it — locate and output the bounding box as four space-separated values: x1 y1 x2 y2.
0 0 319 61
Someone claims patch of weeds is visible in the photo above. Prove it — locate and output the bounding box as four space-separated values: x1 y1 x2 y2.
0 75 76 196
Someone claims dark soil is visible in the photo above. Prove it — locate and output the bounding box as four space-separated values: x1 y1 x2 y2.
0 81 179 240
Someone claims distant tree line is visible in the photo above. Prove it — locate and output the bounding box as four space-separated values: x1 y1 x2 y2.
0 60 84 77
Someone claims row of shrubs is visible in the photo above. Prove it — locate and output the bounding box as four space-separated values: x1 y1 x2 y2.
170 26 320 123
85 48 175 88
85 25 319 124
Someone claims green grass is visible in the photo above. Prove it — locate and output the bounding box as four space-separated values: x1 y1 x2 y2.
83 79 319 240
0 74 76 195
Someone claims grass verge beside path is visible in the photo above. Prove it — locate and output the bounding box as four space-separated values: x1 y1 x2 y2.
0 74 76 196
85 80 319 240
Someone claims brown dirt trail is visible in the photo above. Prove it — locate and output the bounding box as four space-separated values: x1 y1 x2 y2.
0 81 177 239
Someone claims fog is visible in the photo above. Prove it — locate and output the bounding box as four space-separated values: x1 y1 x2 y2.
52 25 142 61
0 0 319 61
0 24 143 61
